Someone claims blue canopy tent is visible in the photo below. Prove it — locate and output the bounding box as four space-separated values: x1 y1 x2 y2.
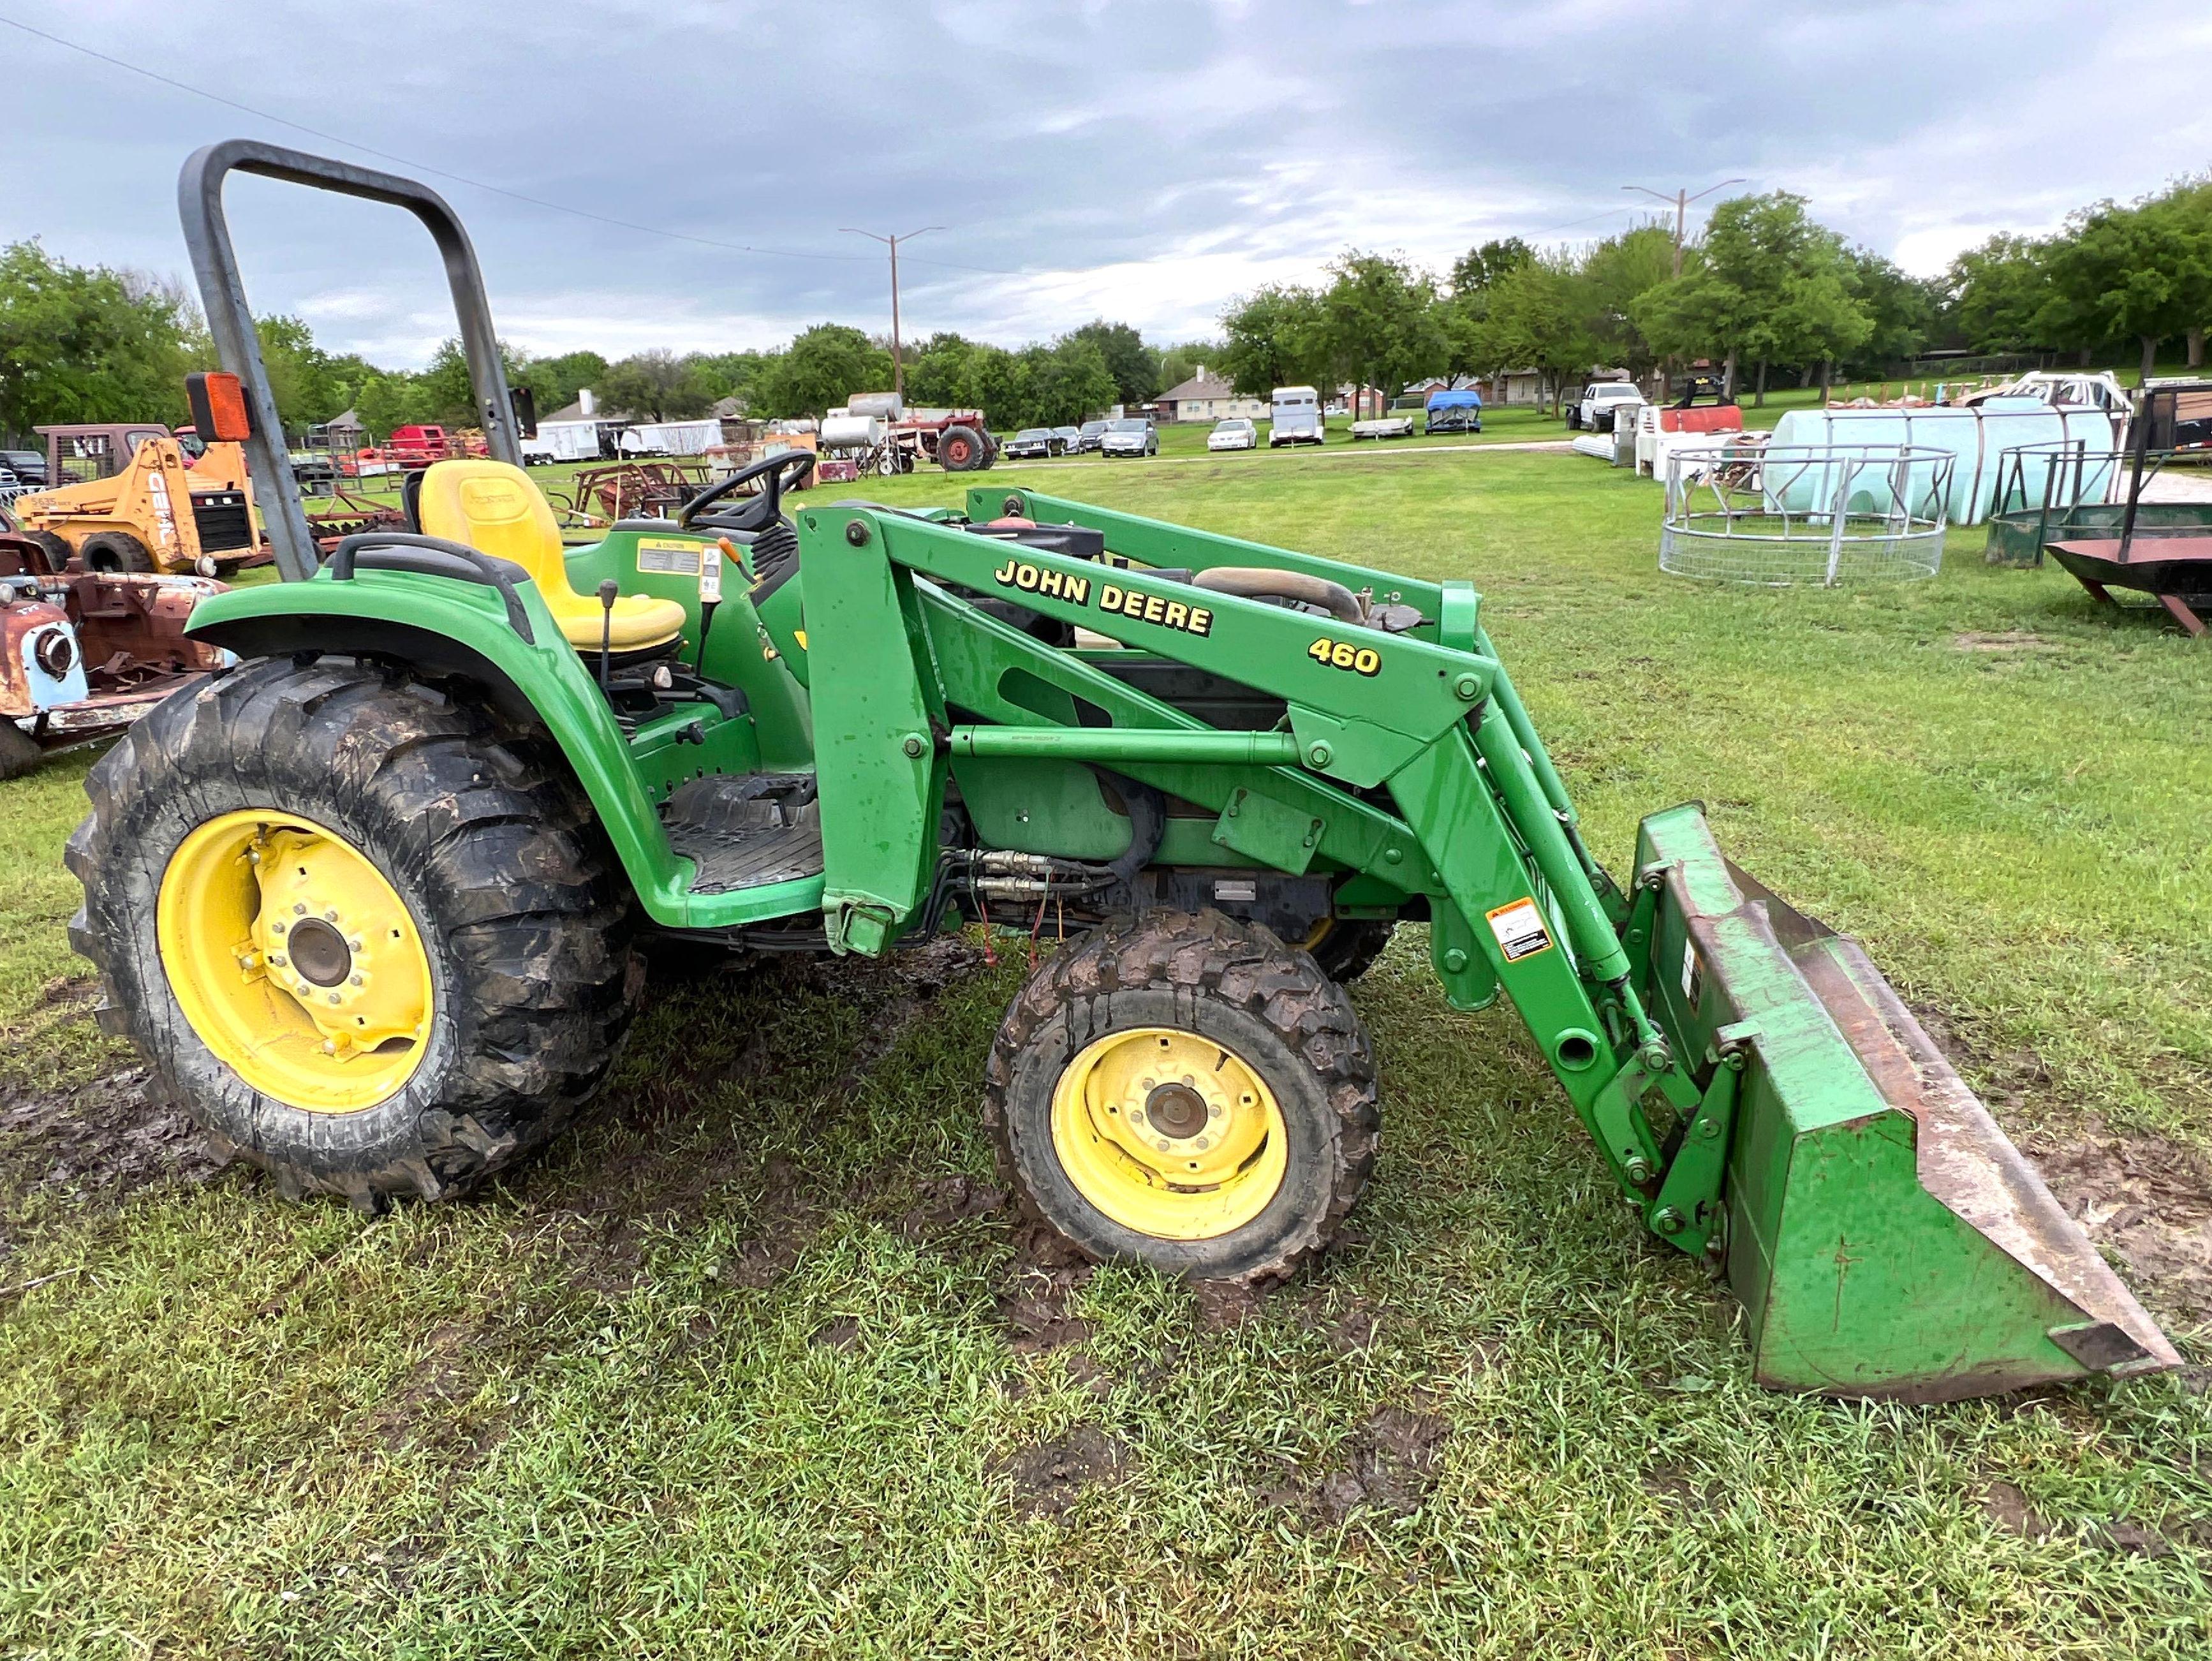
1424 388 1482 434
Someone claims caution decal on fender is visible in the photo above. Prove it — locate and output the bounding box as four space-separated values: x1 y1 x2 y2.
1486 897 1554 962
636 537 704 575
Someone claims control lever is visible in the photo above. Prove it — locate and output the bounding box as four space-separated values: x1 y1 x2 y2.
596 578 619 690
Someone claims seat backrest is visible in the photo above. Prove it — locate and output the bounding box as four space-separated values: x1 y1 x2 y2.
414 460 579 603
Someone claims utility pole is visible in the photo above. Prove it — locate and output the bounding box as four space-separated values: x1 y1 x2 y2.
841 225 943 402
1621 178 1746 277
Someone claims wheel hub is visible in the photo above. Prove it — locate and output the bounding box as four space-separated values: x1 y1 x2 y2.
1048 1026 1288 1241
281 917 351 987
1143 1081 1209 1138
157 809 434 1113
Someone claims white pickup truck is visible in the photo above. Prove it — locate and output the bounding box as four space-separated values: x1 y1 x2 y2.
1569 381 1647 432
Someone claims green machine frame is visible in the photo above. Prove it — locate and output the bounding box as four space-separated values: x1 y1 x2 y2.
174 138 2176 1403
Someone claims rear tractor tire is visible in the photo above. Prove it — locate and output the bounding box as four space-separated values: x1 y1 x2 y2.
67 655 642 1209
984 910 1377 1285
938 424 987 473
77 531 156 573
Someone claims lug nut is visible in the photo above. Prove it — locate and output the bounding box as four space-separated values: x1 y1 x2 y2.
327 993 342 1005
1194 1137 1210 1151
324 910 339 923
269 953 287 968
350 974 364 987
270 920 286 934
294 903 306 915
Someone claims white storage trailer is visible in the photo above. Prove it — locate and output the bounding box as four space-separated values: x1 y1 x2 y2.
1269 386 1324 447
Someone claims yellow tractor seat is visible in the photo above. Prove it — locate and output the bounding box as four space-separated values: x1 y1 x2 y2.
414 460 688 653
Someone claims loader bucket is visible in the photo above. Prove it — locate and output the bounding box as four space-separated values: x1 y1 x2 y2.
1635 804 2178 1402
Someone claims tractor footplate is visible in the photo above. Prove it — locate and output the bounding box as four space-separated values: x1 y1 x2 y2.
663 773 825 894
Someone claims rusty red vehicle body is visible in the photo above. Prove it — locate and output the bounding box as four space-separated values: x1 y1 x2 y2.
0 530 230 776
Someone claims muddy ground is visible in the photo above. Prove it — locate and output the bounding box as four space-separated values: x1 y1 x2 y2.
4 963 2208 1377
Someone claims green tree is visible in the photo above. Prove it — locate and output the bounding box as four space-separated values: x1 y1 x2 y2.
1477 256 1595 415
1581 223 1676 374
1317 251 1448 413
415 338 480 424
1631 193 1869 403
1218 285 1325 396
351 373 416 441
1153 340 1220 396
1840 250 1938 372
683 350 765 410
521 349 608 417
1945 234 2056 354
753 325 892 419
1067 320 1158 406
0 240 196 437
2044 189 2212 378
253 314 351 431
598 349 716 422
1450 237 1534 297
1022 337 1118 426
904 332 996 410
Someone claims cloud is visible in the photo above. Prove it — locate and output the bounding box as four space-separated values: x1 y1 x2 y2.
3 0 2205 364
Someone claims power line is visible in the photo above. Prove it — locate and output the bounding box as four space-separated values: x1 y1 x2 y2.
1623 178 1747 276
0 9 878 266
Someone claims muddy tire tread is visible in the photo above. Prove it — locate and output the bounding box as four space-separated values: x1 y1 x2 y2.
982 908 1377 1285
66 654 638 1206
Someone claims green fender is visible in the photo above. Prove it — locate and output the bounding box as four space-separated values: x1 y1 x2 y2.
184 565 711 922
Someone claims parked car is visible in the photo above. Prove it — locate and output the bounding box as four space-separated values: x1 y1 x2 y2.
1207 418 1258 452
1003 427 1058 460
1076 420 1109 453
1100 417 1158 458
0 449 47 487
1568 381 1646 432
1052 426 1082 455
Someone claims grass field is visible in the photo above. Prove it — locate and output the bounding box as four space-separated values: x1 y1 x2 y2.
1 445 2208 1658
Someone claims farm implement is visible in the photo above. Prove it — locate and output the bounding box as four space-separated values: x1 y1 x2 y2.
67 139 2178 1405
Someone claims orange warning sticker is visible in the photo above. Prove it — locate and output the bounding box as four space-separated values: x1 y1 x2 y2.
1486 897 1554 963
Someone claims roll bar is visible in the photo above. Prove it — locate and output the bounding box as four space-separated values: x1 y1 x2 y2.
177 139 522 582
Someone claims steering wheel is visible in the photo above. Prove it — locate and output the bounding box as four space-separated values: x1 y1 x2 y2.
677 449 817 534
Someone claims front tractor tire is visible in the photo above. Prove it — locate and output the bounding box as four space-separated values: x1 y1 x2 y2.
985 911 1378 1285
67 656 641 1209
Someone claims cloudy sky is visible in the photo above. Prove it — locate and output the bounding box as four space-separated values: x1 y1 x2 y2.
4 1 2208 369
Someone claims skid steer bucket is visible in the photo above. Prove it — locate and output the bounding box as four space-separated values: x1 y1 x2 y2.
1636 805 2177 1401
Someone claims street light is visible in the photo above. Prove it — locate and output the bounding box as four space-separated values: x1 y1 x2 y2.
1621 179 1747 277
841 225 945 402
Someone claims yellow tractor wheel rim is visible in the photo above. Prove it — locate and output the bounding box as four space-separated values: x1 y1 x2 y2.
156 809 434 1114
1049 1026 1288 1240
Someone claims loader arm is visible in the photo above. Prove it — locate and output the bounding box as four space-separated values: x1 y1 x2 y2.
800 496 2176 1401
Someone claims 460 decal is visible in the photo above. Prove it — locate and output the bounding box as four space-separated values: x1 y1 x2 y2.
1307 637 1381 676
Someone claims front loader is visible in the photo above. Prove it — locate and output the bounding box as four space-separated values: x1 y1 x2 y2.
68 139 2177 1401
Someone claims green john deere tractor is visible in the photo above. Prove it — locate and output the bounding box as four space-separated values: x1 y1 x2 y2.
70 139 2177 1401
